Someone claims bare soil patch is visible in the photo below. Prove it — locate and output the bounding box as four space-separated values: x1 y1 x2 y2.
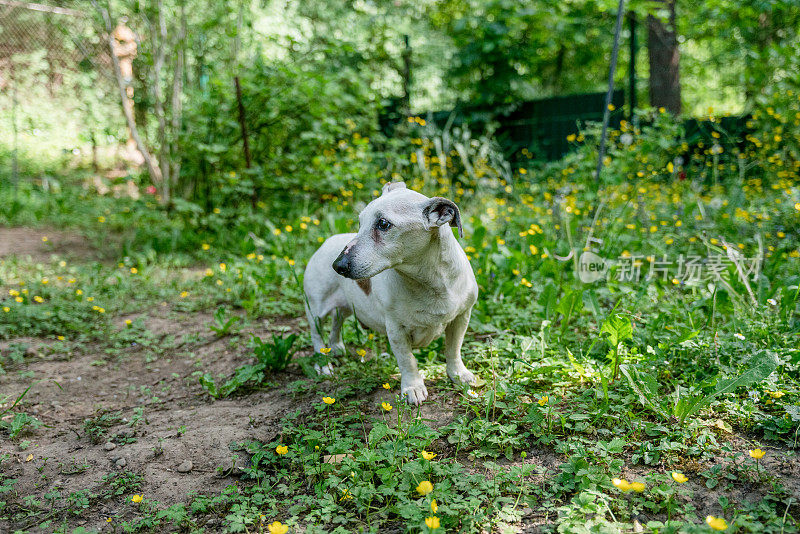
0 227 95 262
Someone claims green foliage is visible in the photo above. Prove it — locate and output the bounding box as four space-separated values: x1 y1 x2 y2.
201 333 298 398
209 306 242 336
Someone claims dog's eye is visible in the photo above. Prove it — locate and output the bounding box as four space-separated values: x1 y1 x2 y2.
375 218 393 231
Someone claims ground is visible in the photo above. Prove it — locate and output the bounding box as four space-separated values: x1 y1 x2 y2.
1 228 798 534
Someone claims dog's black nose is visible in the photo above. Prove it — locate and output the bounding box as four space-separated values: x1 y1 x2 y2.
332 252 351 277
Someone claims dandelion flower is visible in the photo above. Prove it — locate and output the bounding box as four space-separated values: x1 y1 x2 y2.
612 478 630 491
275 445 288 455
425 516 440 530
671 472 688 484
381 402 393 411
421 451 437 460
706 515 728 531
125 319 132 326
131 494 143 503
202 243 210 250
749 448 765 459
416 480 433 495
180 291 189 298
130 267 138 274
267 522 289 534
322 396 336 405
33 296 44 303
628 481 646 493
356 349 366 358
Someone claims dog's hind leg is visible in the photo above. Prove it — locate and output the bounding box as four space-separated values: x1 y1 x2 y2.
305 302 326 355
328 306 352 356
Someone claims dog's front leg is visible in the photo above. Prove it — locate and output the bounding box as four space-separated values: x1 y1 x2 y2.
387 327 428 405
445 310 476 385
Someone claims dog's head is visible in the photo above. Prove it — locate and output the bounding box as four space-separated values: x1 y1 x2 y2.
332 182 463 280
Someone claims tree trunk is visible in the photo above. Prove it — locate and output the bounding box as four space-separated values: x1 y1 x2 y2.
91 0 162 186
647 0 681 115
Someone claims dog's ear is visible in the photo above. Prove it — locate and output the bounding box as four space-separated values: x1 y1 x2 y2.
422 197 463 238
381 181 407 196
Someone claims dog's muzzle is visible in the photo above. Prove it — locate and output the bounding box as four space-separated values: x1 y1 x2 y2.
332 251 353 278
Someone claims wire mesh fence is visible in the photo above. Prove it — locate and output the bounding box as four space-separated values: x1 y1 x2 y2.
0 0 120 188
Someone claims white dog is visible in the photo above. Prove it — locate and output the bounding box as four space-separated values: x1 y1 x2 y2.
303 182 478 404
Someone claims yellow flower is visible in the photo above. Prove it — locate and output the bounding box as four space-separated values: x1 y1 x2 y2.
267 521 289 534
381 402 393 411
382 383 391 390
275 445 288 455
425 516 440 530
180 291 189 298
76 289 83 295
416 480 433 496
319 347 332 355
322 397 336 405
8 289 19 296
41 278 49 284
538 396 548 406
131 494 143 503
106 518 112 522
33 296 44 303
430 499 438 513
213 208 220 214
202 243 210 250
421 451 437 460
767 391 784 399
204 268 213 277
219 263 227 272
671 471 688 483
57 335 65 341
273 228 282 236
612 478 631 491
130 267 138 274
749 448 765 459
706 515 729 531
15 296 23 303
125 319 132 326
2 307 9 312
629 481 646 493
356 349 366 358
42 236 48 242
98 216 106 223
285 225 293 232
566 133 576 142
608 103 615 111
87 296 94 301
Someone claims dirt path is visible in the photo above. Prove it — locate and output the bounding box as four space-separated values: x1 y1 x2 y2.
0 227 96 263
0 308 311 531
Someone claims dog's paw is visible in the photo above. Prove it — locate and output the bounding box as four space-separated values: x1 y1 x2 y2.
314 363 334 376
447 364 476 385
401 380 428 405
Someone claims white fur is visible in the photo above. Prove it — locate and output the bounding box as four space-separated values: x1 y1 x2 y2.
303 183 478 404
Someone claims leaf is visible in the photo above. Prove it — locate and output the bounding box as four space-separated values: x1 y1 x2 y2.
600 313 632 349
677 350 779 423
619 364 670 419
